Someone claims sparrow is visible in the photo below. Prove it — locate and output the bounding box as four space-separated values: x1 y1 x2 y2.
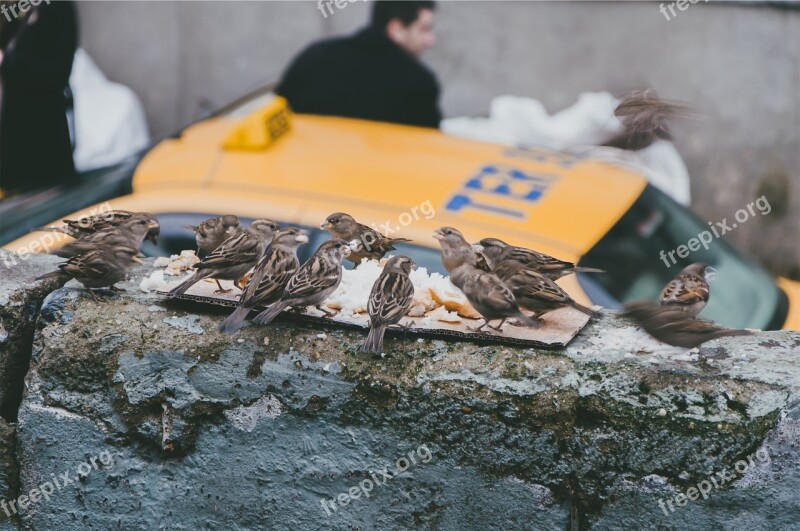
449 263 538 332
433 227 489 273
187 215 242 255
167 219 279 298
659 263 712 317
36 244 142 300
498 264 600 320
477 238 603 281
321 212 410 265
218 227 309 334
252 239 351 325
623 301 751 348
603 89 693 151
361 256 416 354
35 210 160 244
53 216 161 258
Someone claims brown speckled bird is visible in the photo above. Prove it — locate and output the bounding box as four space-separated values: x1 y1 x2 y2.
35 210 160 244
218 228 309 334
659 263 712 317
36 244 142 300
498 263 600 320
433 227 489 273
623 301 751 348
361 256 416 354
252 239 351 325
477 238 603 281
53 216 160 258
603 89 694 151
167 219 278 297
321 212 410 265
187 215 242 255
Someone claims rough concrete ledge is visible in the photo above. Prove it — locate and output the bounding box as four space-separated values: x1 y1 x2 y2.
1 253 798 529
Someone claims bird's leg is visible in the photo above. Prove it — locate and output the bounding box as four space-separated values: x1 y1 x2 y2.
109 285 125 292
213 279 232 294
389 321 412 331
86 289 104 302
468 320 492 333
490 318 507 331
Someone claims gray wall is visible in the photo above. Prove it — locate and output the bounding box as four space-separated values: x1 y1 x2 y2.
76 1 800 277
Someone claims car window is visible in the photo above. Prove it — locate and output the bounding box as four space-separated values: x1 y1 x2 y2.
579 185 783 330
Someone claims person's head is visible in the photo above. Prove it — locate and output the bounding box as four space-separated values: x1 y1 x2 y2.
370 1 436 57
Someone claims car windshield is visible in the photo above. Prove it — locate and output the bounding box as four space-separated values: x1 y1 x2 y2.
578 185 784 330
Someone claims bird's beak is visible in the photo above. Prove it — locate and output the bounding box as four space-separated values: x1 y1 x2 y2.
132 255 144 264
705 266 717 281
320 221 333 231
432 229 445 240
296 233 310 243
471 244 484 254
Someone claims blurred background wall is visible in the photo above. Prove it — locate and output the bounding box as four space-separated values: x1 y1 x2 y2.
76 1 799 277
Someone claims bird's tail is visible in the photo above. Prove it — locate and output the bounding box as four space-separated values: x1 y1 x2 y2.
713 329 753 340
570 301 602 319
572 267 605 275
387 237 412 246
252 300 290 325
167 271 207 298
218 305 252 334
360 324 387 354
35 270 67 282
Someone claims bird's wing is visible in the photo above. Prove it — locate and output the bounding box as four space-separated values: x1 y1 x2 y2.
285 256 340 299
512 269 571 303
198 232 260 268
368 272 414 325
60 251 112 278
508 247 574 272
249 251 298 303
660 275 708 306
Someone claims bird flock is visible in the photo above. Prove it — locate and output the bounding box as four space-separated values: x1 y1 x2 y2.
32 209 749 352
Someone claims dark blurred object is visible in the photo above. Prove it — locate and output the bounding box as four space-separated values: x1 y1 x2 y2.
276 1 441 128
623 300 752 348
0 0 78 194
603 89 692 151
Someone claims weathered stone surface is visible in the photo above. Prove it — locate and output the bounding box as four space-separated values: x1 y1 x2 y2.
0 418 17 530
0 250 66 421
4 258 800 529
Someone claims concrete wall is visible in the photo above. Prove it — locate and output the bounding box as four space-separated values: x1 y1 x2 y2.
76 1 799 277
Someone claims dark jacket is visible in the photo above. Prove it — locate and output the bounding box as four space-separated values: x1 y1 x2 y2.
0 1 78 193
276 27 442 129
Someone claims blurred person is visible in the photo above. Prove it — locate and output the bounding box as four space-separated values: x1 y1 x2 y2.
0 0 78 195
276 0 441 128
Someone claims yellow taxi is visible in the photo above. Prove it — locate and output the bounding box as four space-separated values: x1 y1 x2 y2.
3 93 798 330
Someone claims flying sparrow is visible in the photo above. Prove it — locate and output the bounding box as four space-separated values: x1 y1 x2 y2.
623 300 751 348
603 88 693 151
36 244 142 300
35 210 160 244
361 256 416 354
321 212 410 265
167 219 279 298
659 262 712 317
187 215 242 255
477 238 603 281
218 228 309 333
252 239 351 325
498 264 600 320
53 216 160 258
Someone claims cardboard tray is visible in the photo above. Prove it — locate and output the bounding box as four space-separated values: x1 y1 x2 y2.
158 278 596 348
